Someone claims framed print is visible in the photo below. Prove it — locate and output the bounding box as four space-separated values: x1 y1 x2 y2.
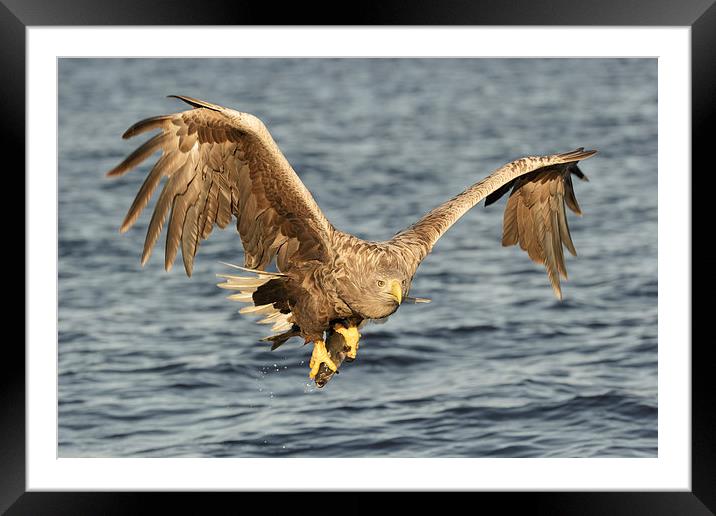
8 0 711 513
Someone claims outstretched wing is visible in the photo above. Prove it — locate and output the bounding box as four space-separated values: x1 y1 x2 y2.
391 148 596 299
107 95 334 276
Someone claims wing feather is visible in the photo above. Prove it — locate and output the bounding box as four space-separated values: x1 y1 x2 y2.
557 195 577 256
141 158 194 265
122 114 174 139
516 192 534 255
201 180 220 239
181 203 200 276
552 209 567 279
501 192 519 247
165 177 201 271
564 172 583 215
215 181 232 229
501 167 585 297
542 216 561 299
120 151 185 233
107 132 172 177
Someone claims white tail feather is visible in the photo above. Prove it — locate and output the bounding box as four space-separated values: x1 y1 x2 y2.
218 276 272 288
271 321 293 332
239 304 276 315
227 292 254 302
259 312 284 324
217 282 259 291
218 261 285 277
217 263 294 336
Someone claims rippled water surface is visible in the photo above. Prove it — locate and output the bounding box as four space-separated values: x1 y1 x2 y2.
58 58 657 457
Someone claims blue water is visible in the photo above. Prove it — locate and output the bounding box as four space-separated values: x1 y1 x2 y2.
58 58 657 457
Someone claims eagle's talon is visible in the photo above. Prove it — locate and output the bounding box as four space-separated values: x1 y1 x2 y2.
335 324 361 360
309 340 337 379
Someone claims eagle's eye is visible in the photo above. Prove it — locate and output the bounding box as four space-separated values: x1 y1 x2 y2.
377 280 385 288
401 279 406 286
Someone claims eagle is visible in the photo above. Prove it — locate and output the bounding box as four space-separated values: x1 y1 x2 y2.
107 95 595 387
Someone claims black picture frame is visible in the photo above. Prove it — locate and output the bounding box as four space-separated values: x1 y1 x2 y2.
7 0 710 513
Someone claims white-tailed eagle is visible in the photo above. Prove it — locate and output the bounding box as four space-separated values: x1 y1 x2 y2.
107 95 595 387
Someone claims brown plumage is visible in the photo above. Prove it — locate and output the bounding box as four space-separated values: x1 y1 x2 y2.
108 95 596 363
489 165 588 299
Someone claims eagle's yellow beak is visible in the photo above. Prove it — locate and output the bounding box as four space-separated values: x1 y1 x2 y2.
389 279 403 305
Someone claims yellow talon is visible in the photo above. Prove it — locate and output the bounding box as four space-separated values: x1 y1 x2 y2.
309 340 337 379
335 324 361 360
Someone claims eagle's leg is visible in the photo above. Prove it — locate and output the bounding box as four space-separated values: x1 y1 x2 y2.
309 339 337 379
334 322 361 361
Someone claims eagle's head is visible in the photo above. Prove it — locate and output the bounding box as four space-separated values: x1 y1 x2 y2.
340 254 412 320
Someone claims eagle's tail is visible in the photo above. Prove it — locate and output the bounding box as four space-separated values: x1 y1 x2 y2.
217 264 296 340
